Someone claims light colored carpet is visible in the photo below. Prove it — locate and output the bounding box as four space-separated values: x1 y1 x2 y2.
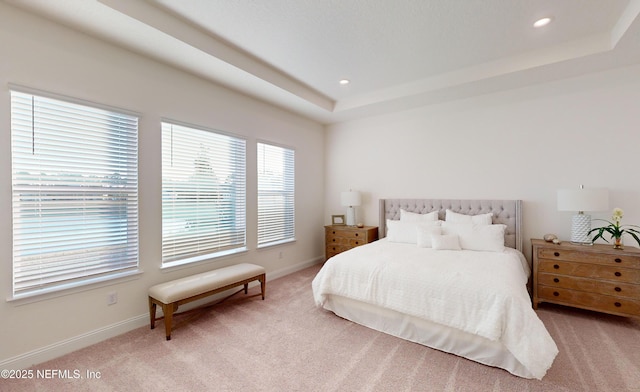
4 264 640 391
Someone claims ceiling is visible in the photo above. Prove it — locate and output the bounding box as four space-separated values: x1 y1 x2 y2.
6 0 640 124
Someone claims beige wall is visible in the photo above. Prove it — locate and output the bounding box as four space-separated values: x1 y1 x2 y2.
0 4 324 366
325 64 640 258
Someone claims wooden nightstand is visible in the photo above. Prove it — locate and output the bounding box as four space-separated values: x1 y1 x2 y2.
531 238 640 318
325 225 378 261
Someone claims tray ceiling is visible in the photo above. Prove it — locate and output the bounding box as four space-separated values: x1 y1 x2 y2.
6 0 640 123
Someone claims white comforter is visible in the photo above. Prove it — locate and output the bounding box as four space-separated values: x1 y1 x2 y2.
312 239 558 379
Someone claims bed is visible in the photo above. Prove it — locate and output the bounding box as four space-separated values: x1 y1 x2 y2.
312 199 558 379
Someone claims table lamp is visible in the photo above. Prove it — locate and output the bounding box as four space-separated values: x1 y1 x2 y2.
557 185 608 244
341 190 361 226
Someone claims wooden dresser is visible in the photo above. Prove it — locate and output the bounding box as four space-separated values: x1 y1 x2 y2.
325 225 378 261
532 238 640 318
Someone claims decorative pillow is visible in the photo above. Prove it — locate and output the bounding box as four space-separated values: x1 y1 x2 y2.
387 220 440 244
416 225 442 248
400 209 438 222
445 209 493 225
441 222 506 252
431 234 461 250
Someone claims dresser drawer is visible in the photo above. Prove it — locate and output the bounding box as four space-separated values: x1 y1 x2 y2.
537 247 640 269
537 285 640 317
538 273 640 299
538 260 640 283
532 238 640 318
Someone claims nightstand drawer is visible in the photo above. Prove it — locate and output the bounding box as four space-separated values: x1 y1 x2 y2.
538 273 640 299
538 260 640 283
537 285 640 317
325 248 341 259
326 244 350 255
537 247 640 269
326 228 370 241
326 236 368 247
324 225 378 261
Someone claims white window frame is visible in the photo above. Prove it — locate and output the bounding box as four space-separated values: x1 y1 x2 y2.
257 141 295 248
161 121 247 267
10 88 139 300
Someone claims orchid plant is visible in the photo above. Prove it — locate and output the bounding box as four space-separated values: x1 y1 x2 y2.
589 208 640 248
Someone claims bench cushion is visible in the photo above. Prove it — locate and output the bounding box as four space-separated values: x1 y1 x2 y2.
149 263 265 303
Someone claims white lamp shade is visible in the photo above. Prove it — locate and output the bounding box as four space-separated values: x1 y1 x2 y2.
557 188 608 212
341 191 361 207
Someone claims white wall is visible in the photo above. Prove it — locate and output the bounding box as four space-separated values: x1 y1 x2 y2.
325 64 640 257
0 4 324 367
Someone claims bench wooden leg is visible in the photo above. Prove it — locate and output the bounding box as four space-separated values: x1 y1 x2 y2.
149 297 157 329
260 274 266 300
162 303 174 341
150 270 266 340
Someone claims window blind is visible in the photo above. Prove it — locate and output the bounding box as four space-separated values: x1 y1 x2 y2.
162 122 246 264
257 142 295 247
11 90 139 298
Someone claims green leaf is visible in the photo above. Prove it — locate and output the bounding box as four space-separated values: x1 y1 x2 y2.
591 229 607 243
627 231 640 247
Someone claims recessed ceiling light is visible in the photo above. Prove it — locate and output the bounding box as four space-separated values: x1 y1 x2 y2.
533 17 553 28
339 79 350 85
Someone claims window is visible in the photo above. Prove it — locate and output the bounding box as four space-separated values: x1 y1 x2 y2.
162 122 246 266
10 90 139 298
257 142 295 247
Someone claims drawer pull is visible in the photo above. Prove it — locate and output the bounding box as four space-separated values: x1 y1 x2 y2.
615 272 622 277
554 252 560 257
553 278 560 283
553 291 560 297
355 241 359 245
553 264 560 269
614 302 622 307
355 233 359 237
332 231 336 234
614 258 622 263
615 287 622 292
332 238 336 242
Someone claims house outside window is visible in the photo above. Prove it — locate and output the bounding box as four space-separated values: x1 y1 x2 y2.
161 122 246 266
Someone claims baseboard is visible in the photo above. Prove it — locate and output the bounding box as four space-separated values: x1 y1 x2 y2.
0 314 148 371
267 256 323 281
1 257 323 370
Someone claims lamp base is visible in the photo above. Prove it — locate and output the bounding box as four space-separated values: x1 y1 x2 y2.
346 206 356 226
570 213 592 245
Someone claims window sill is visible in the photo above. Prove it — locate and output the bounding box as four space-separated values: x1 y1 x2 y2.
257 238 296 249
7 269 143 306
161 247 249 272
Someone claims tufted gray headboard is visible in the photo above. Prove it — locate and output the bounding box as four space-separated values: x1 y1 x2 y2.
379 199 522 251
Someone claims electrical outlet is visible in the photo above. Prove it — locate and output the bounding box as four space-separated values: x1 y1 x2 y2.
107 292 118 305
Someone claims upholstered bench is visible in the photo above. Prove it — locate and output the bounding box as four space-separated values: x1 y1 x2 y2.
148 263 266 340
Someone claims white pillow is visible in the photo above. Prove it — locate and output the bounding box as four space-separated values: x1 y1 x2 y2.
431 234 461 250
416 225 442 248
400 209 438 222
386 220 440 244
441 222 506 252
386 220 418 244
445 209 493 225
